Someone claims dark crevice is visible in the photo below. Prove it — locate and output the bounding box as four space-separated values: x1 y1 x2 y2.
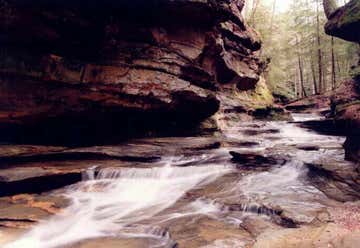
0 218 37 223
297 119 347 136
0 152 161 167
0 172 82 197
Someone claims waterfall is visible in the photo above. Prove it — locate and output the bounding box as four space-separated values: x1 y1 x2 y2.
5 158 232 248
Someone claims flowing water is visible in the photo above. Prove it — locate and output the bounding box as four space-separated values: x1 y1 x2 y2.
4 113 348 248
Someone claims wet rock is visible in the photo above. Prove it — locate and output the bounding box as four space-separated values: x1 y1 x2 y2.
0 151 161 166
0 145 67 158
298 119 347 136
226 141 260 148
307 159 360 202
191 141 221 151
225 203 282 216
68 237 172 248
252 106 292 121
0 136 227 196
138 136 222 151
224 201 321 228
0 170 82 197
0 227 26 246
253 223 352 248
0 194 69 229
286 103 316 112
230 151 286 168
344 135 360 162
162 216 254 248
0 158 160 196
286 102 320 112
239 215 281 237
242 128 280 136
0 143 164 168
285 93 331 113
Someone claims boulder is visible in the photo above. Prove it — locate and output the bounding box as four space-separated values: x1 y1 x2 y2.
285 93 331 113
229 151 287 168
307 158 360 202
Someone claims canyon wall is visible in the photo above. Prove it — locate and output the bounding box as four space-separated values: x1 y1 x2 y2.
325 0 360 162
0 0 270 144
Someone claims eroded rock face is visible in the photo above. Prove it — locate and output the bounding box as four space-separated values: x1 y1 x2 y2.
0 0 266 144
330 80 360 162
324 0 360 163
324 0 360 43
307 158 360 202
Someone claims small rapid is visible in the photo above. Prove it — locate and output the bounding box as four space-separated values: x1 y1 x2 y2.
4 113 349 248
5 159 232 248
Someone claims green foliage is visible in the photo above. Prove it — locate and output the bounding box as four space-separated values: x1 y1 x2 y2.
244 0 356 99
236 77 274 109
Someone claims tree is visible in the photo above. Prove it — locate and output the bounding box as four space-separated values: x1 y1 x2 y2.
331 37 336 89
316 0 324 93
244 0 355 99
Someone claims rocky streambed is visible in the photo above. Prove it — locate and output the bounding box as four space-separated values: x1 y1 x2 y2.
1 112 360 248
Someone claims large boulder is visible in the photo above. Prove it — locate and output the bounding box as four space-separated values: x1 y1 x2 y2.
324 0 360 43
0 0 267 144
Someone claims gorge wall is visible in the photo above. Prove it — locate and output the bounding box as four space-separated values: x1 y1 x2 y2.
0 0 270 145
324 0 360 162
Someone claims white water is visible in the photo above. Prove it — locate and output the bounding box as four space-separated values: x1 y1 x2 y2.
5 158 232 248
291 113 326 122
4 113 347 248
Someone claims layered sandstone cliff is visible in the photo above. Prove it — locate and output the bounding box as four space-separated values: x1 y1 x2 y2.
325 0 360 162
0 0 269 144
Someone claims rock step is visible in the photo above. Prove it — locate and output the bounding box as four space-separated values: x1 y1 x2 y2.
0 172 82 197
0 152 161 167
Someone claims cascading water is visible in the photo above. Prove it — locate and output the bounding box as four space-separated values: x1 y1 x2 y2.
5 158 232 248
3 113 350 248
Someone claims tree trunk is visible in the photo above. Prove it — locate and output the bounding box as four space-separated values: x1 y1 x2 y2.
269 0 277 46
259 0 276 58
298 55 307 97
311 58 318 94
316 0 323 93
331 37 336 89
323 0 338 19
250 0 260 28
295 69 300 98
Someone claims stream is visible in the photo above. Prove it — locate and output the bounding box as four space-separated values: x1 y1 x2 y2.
3 113 352 248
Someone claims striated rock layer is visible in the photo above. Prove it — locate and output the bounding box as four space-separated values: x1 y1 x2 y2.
0 0 268 144
324 0 360 43
325 0 360 163
331 80 360 162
